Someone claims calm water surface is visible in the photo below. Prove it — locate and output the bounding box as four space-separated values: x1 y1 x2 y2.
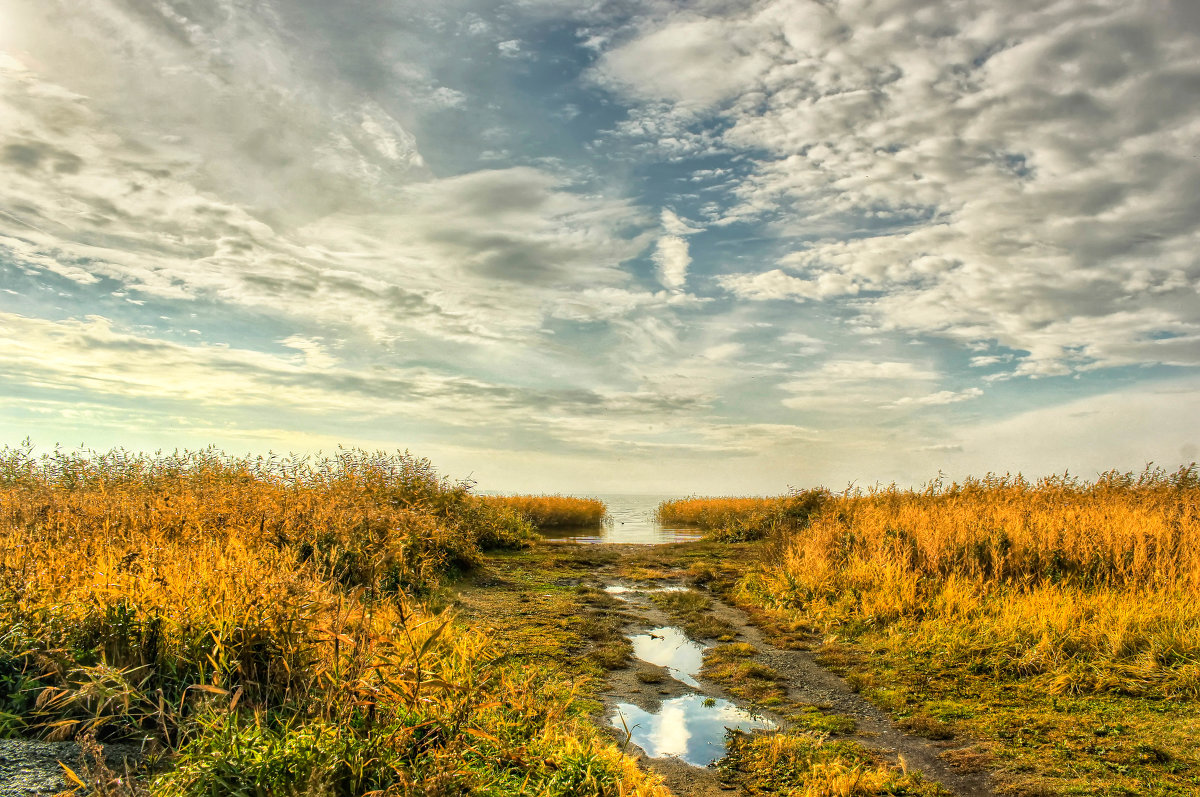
628 626 706 687
537 493 703 545
610 695 775 767
603 581 777 768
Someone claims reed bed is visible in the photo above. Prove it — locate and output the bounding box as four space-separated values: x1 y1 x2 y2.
690 466 1200 698
0 444 665 795
657 491 827 541
687 468 1200 791
483 495 606 529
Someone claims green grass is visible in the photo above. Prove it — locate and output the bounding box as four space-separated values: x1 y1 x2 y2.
719 729 950 796
649 590 737 641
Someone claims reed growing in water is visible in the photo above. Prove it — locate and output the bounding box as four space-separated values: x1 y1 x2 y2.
483 495 606 529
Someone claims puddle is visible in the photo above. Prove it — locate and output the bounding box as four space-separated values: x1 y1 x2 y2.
611 694 775 767
629 626 706 687
604 584 688 597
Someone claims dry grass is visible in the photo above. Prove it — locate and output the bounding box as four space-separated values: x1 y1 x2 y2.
0 444 666 796
657 491 827 541
658 497 776 526
752 467 1200 697
482 495 606 529
719 730 948 796
710 465 1200 793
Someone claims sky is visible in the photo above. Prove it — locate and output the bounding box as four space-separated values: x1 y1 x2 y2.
1 0 1198 494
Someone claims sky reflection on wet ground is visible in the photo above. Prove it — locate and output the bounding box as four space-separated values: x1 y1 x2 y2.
610 694 775 767
606 582 777 769
628 626 706 687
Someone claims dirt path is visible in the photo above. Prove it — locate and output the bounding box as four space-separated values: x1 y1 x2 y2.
454 543 996 796
592 575 993 797
0 740 140 797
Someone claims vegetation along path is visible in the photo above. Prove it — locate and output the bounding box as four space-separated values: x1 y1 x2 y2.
455 542 993 797
3 450 1196 795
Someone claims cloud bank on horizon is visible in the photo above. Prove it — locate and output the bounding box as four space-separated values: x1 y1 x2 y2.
0 0 1197 492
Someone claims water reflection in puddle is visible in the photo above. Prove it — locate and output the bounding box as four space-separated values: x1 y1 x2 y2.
611 694 775 767
604 584 687 598
629 626 705 687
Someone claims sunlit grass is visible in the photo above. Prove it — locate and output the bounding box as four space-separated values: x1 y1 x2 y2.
720 729 948 796
693 465 1200 794
657 491 828 541
0 443 665 795
483 494 606 529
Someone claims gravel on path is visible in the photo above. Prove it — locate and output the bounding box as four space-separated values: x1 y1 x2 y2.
0 739 141 797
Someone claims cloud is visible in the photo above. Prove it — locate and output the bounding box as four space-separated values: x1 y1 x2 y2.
719 268 859 301
653 234 690 292
777 331 824 356
497 40 527 59
941 379 1200 478
594 13 774 110
0 43 654 346
661 208 702 236
779 359 946 412
593 0 1200 379
546 287 705 323
702 342 743 361
2 0 1197 493
0 311 710 447
890 388 984 408
650 208 704 292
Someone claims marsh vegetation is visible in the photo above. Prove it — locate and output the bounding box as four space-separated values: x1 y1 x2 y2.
0 445 662 795
665 468 1200 795
480 495 606 530
1 444 1196 796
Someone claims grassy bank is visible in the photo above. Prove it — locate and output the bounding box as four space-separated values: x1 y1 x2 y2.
482 495 606 529
657 491 827 542
0 445 664 795
676 467 1200 795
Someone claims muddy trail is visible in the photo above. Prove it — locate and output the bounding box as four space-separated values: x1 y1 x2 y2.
453 543 995 797
596 577 992 796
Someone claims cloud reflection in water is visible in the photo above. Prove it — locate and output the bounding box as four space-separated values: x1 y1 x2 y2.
611 694 775 767
629 626 705 687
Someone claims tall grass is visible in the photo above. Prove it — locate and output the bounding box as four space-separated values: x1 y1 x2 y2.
657 490 827 541
714 467 1200 699
484 495 606 529
0 444 666 795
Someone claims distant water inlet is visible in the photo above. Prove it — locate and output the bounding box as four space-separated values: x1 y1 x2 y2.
535 494 705 544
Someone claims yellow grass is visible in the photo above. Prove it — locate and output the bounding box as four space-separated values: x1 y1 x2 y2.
658 497 776 527
658 491 828 541
0 445 665 795
723 467 1200 698
484 494 606 528
693 468 1200 792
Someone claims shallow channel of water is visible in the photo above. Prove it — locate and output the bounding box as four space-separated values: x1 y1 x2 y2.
610 694 776 767
536 494 705 545
611 583 777 769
